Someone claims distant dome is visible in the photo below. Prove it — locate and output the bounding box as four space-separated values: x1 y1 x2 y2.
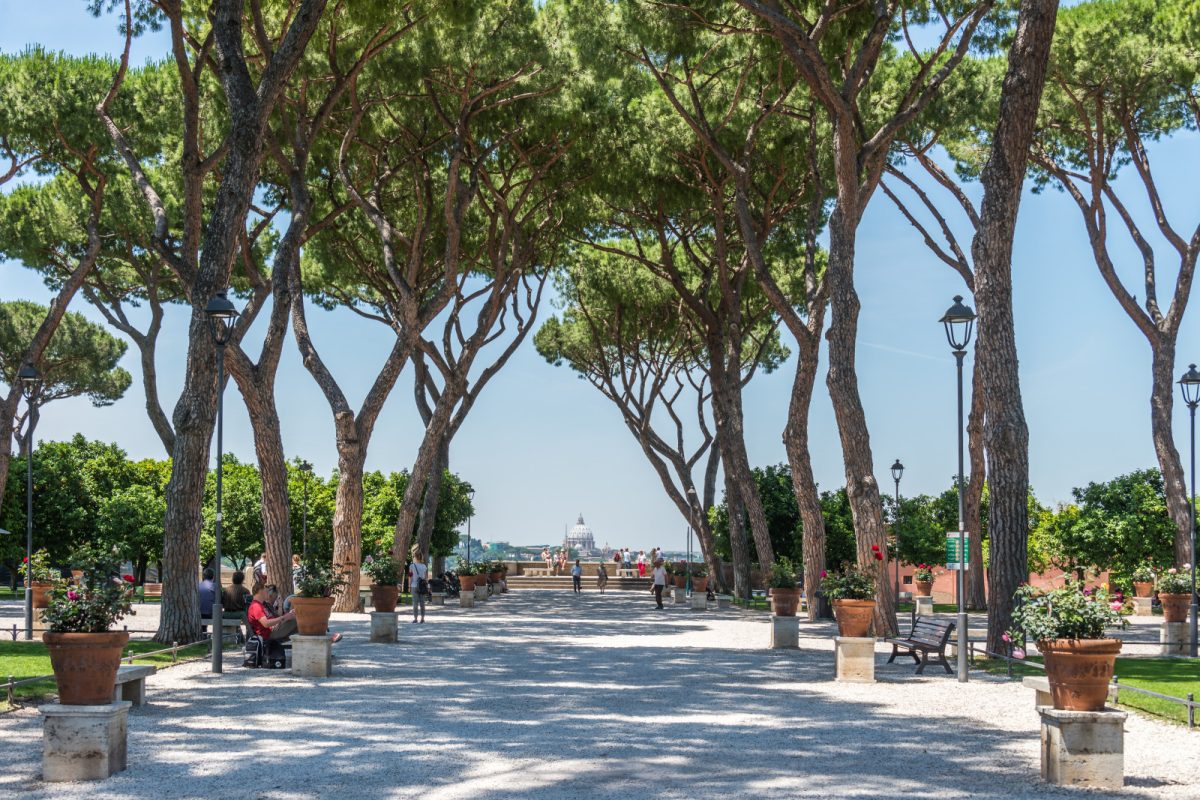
565 514 596 552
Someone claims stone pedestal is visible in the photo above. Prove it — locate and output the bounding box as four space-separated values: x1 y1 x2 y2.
1038 706 1126 789
1131 597 1153 617
430 593 445 606
291 635 332 678
914 596 934 617
473 585 488 601
370 612 398 643
459 591 475 608
716 595 732 610
1160 621 1191 656
690 592 707 611
1023 675 1053 707
834 636 876 682
41 702 131 782
672 586 687 605
769 614 800 649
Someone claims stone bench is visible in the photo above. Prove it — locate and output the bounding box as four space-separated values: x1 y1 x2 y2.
715 594 732 609
113 664 156 707
201 615 245 640
430 592 446 606
525 568 552 576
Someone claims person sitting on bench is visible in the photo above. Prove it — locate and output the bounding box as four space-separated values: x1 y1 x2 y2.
247 581 297 642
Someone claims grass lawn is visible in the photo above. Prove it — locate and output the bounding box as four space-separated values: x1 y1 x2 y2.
897 601 960 614
0 639 227 712
976 656 1200 725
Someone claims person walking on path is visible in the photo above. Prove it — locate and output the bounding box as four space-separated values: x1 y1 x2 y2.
651 559 668 609
571 559 583 593
596 563 609 594
637 551 647 577
410 554 429 623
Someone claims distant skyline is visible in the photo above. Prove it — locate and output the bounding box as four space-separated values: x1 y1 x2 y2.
4 3 1200 551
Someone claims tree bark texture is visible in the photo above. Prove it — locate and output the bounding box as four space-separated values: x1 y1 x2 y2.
785 332 831 620
975 0 1058 654
413 439 449 561
1150 339 1193 566
725 472 752 600
965 356 988 610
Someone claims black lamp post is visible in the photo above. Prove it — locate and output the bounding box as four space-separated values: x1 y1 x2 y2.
299 461 313 562
17 363 40 641
466 488 476 566
941 295 975 683
1178 363 1200 659
205 290 238 673
891 459 904 607
687 486 697 595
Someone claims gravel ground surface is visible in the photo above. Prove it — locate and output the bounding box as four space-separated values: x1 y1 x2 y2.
1 590 1197 799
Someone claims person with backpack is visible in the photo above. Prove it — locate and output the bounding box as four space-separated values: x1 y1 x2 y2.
596 563 609 594
410 553 429 623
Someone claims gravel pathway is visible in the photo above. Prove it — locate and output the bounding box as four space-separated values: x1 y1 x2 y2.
1 591 1196 799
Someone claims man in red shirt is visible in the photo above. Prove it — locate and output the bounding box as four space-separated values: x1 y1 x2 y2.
247 582 297 641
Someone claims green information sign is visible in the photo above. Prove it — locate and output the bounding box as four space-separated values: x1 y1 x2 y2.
945 531 970 570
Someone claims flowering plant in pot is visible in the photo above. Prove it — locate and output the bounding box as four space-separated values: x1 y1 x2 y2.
1130 563 1155 598
766 558 800 616
1007 581 1126 711
690 563 709 593
456 560 478 591
362 555 401 612
293 559 348 634
821 565 876 637
42 545 135 705
20 548 59 608
1156 566 1192 622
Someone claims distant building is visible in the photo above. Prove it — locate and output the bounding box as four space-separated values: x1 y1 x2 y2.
564 514 597 555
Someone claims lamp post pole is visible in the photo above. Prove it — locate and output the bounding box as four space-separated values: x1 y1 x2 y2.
206 291 239 674
300 461 312 562
18 364 40 641
891 459 904 608
687 486 697 595
1178 364 1200 658
941 295 976 683
467 488 476 567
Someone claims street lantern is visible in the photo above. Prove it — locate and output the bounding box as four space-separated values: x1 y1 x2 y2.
891 459 904 484
17 363 40 641
204 291 238 674
941 296 974 683
1178 363 1200 658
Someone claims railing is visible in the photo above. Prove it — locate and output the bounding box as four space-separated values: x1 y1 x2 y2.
970 642 1196 730
4 632 238 709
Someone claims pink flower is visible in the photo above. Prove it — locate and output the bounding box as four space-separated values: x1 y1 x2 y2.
1001 633 1011 643
1110 601 1122 611
67 590 79 601
820 570 827 578
871 544 880 552
1012 647 1026 660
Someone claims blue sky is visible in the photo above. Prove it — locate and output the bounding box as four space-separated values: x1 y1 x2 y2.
3 2 1200 551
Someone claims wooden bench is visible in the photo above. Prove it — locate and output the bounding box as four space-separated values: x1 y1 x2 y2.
113 664 156 707
884 616 956 674
142 583 162 600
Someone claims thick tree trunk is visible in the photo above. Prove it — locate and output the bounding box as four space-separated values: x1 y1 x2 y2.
242 391 292 599
414 440 449 560
965 357 988 610
1151 339 1193 566
825 207 898 637
785 333 830 620
393 382 463 560
331 432 366 612
725 473 752 600
976 0 1058 654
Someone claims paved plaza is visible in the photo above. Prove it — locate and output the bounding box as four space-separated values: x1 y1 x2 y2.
1 591 1197 799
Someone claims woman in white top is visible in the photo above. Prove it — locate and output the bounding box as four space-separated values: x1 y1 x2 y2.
636 551 647 577
651 559 668 609
409 555 429 623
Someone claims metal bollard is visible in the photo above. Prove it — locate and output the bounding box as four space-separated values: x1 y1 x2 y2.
1189 693 1195 730
172 641 178 663
1112 676 1119 704
6 675 13 707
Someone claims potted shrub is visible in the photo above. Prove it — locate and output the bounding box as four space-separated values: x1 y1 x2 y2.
21 548 58 609
767 558 800 616
672 562 687 589
690 563 709 593
42 545 135 705
488 560 502 586
913 564 935 597
292 559 347 634
1156 566 1192 623
457 561 477 592
1130 564 1155 598
821 565 876 637
362 554 401 613
1008 581 1125 712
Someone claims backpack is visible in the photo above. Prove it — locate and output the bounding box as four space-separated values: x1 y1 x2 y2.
243 635 286 669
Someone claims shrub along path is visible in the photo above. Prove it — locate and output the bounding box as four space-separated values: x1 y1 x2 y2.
0 590 1197 799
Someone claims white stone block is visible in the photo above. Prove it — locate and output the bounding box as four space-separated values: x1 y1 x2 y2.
672 586 687 605
291 635 332 678
769 614 800 649
1131 597 1153 617
459 592 475 608
1022 675 1052 708
1039 706 1126 789
690 593 707 611
370 612 398 643
1161 621 1191 656
716 595 732 609
474 585 488 600
914 596 934 617
41 701 131 782
430 593 445 606
834 636 876 682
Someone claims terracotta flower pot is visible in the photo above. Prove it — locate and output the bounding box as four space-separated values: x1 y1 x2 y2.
291 596 335 635
1132 581 1153 598
771 587 801 616
371 584 399 613
692 577 708 593
1040 638 1121 712
1159 593 1190 623
44 631 130 705
70 570 85 585
459 574 476 592
915 581 933 597
31 581 55 609
490 572 501 584
833 599 877 637
673 575 686 588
